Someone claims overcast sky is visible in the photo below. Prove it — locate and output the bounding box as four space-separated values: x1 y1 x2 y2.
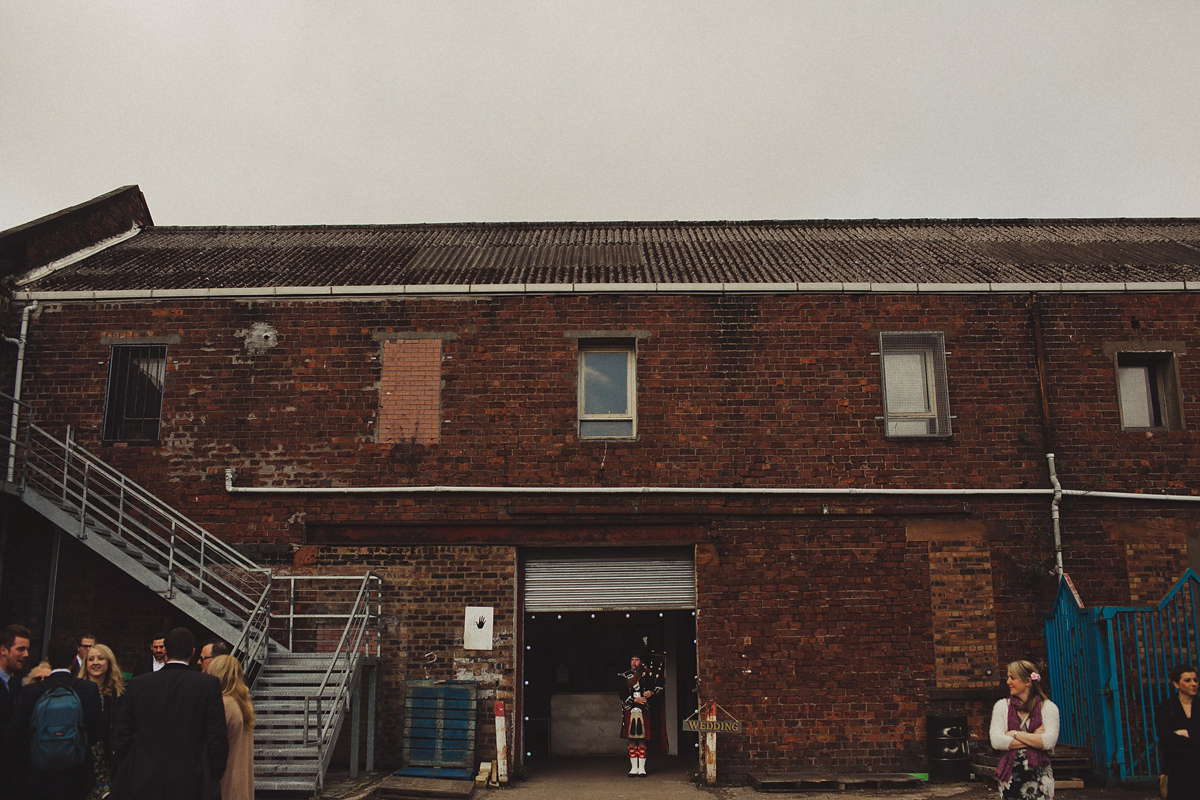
2 1 1199 230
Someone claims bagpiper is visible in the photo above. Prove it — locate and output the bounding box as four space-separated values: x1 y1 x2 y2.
620 655 663 777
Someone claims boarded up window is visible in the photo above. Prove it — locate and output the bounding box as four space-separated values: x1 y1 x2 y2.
380 339 441 445
908 521 997 689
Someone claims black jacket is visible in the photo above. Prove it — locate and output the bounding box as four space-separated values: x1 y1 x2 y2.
9 671 105 800
112 662 228 800
0 673 18 800
1156 695 1200 800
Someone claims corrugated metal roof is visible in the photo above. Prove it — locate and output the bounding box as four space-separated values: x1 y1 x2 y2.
14 218 1200 293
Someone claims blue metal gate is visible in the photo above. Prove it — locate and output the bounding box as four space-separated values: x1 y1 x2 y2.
1045 570 1200 784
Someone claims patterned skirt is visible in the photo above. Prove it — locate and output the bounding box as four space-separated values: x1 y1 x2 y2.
86 741 111 800
999 750 1055 800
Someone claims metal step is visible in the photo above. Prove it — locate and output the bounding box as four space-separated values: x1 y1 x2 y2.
255 728 316 742
255 777 319 792
255 671 345 681
256 748 321 760
254 716 311 729
260 655 335 666
258 662 348 674
255 680 348 694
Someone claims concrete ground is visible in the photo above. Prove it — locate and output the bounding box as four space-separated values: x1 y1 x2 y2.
316 757 1163 800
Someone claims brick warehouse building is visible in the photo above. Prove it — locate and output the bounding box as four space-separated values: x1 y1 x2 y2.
2 185 1200 783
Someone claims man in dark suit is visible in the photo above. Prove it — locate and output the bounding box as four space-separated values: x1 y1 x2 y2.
0 624 33 800
70 634 95 675
197 637 230 673
113 627 228 800
9 638 104 800
132 632 167 677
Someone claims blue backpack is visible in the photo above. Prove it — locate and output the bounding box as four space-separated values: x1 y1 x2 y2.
29 683 87 771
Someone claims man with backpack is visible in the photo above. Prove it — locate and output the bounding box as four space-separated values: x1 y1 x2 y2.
9 638 103 800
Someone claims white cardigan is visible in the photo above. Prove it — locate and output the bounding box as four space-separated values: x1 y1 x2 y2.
989 697 1060 752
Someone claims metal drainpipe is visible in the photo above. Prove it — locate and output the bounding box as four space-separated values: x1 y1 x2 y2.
224 469 1057 498
1046 453 1064 578
5 301 38 483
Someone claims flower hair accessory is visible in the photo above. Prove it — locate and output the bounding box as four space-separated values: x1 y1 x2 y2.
1030 672 1041 682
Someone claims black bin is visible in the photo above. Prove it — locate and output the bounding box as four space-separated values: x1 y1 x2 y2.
927 714 970 782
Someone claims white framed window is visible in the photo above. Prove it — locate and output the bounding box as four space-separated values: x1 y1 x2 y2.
1116 351 1183 430
879 332 952 438
578 344 636 439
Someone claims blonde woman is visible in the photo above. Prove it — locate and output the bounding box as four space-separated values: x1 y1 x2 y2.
78 644 125 800
989 660 1060 800
208 655 255 800
22 659 51 685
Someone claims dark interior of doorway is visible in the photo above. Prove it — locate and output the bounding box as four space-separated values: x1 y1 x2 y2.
522 609 698 760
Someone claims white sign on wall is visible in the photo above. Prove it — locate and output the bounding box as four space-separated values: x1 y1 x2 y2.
464 606 494 650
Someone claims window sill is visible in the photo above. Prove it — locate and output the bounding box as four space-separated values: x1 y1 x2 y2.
884 434 954 441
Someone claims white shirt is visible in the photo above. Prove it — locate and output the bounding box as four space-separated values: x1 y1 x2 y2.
990 697 1059 751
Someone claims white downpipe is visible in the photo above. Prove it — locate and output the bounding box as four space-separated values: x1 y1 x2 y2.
1059 489 1200 502
1046 453 1064 577
5 302 37 483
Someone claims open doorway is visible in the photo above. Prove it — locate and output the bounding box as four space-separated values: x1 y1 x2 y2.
521 609 697 763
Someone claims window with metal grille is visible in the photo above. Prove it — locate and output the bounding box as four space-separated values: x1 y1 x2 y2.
878 332 952 438
578 342 636 439
102 344 167 442
1117 351 1183 430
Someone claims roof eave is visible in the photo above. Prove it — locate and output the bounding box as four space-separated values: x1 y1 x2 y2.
13 280 1200 302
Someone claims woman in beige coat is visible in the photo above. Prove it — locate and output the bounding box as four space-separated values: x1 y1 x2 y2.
208 655 255 800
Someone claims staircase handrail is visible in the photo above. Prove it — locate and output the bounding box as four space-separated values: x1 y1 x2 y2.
46 426 260 571
21 423 270 616
10 411 273 666
302 572 381 757
232 576 273 672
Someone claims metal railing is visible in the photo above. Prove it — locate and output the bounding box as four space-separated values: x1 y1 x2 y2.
1047 570 1200 784
1 397 272 667
281 574 381 770
273 573 383 657
0 396 381 790
232 577 274 673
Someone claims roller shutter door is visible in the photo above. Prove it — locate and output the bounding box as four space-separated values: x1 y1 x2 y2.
524 552 696 612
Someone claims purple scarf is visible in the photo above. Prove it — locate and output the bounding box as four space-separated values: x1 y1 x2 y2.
995 696 1051 783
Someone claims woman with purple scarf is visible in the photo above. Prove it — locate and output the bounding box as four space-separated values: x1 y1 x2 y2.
989 660 1060 800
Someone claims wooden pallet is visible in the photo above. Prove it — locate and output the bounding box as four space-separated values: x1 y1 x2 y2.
373 776 476 799
970 742 1093 786
748 772 925 792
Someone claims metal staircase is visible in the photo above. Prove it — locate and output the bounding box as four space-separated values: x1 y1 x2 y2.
256 575 382 792
0 397 381 795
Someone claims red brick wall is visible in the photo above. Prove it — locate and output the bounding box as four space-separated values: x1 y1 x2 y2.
282 546 516 768
6 290 1199 775
695 516 937 771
